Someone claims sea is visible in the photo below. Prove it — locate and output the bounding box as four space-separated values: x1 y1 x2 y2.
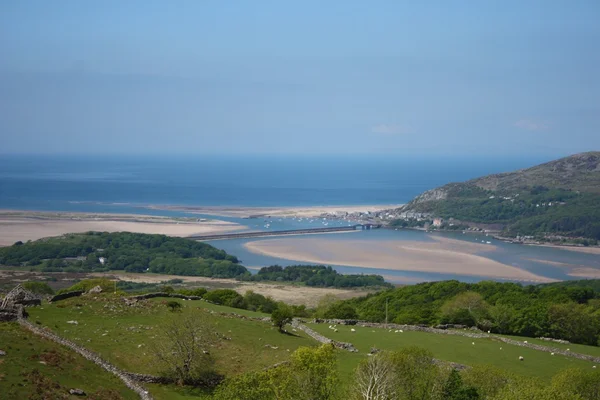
1 154 598 284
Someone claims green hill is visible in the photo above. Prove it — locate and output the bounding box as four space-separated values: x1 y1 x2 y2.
392 151 600 242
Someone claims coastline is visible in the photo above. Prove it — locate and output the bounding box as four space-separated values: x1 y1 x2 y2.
244 236 556 283
392 226 600 255
145 204 403 218
0 210 245 247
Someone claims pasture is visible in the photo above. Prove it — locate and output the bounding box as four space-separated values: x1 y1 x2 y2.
307 323 598 382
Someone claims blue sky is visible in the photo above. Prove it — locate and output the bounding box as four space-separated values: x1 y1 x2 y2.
1 1 599 155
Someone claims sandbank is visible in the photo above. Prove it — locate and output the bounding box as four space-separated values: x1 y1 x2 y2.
534 244 600 255
146 204 403 218
0 210 244 247
525 258 600 279
244 236 555 283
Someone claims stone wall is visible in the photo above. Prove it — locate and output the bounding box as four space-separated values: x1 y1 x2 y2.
127 292 202 301
292 320 358 352
49 291 84 303
17 316 154 400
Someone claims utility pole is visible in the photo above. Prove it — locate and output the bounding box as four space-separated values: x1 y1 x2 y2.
385 298 388 329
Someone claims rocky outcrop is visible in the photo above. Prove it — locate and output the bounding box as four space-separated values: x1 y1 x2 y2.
87 285 103 294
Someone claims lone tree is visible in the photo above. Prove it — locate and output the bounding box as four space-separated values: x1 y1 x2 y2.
154 312 218 385
271 303 293 332
166 300 182 312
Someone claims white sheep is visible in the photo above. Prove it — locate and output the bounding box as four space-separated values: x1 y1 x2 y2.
551 352 554 356
350 328 356 332
567 348 570 351
472 342 475 345
524 341 528 344
334 329 338 332
500 347 502 350
519 356 524 361
487 330 491 334
593 366 597 369
399 330 403 333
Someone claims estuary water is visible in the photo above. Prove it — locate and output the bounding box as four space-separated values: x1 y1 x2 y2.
1 154 598 284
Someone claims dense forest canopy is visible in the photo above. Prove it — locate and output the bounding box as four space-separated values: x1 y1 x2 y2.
240 265 392 288
0 232 247 278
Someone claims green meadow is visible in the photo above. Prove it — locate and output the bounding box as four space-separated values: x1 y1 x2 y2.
306 323 598 382
0 323 137 399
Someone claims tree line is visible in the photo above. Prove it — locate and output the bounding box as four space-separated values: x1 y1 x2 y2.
325 280 600 346
239 265 392 288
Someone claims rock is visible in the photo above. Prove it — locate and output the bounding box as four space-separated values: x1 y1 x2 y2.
87 285 103 294
0 350 6 356
369 347 380 355
66 320 79 325
69 388 86 396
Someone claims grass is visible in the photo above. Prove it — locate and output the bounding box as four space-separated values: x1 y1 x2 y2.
492 333 600 358
26 294 316 399
0 322 137 399
307 323 598 382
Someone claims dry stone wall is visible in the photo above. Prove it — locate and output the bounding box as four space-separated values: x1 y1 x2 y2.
17 315 154 400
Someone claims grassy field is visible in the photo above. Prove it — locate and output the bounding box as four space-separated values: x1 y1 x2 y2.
492 333 600 358
13 294 600 399
0 322 137 399
307 323 598 382
26 294 316 399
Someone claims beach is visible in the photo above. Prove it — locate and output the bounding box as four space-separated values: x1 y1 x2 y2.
146 204 403 218
0 210 245 247
244 236 556 283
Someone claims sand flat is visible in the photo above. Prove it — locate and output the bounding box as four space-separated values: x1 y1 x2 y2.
0 211 244 246
244 236 555 283
525 258 600 279
146 204 403 218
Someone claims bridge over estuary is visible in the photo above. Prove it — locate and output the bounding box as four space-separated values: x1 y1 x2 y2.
187 224 381 241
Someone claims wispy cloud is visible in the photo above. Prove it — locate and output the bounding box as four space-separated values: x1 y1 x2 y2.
514 119 549 131
370 124 411 135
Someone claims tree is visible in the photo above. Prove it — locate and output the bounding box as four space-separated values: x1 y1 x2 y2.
441 292 489 326
280 344 339 400
166 300 182 312
442 369 479 400
389 347 446 400
323 302 359 319
550 368 600 400
354 352 396 400
154 312 218 385
548 303 600 345
271 303 294 332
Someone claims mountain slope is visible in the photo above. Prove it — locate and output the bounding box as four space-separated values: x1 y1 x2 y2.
392 152 600 242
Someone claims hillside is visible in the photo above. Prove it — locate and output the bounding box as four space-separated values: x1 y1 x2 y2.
391 152 600 242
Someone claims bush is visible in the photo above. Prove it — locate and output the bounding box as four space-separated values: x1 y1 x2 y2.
203 289 243 307
22 281 54 295
58 278 115 294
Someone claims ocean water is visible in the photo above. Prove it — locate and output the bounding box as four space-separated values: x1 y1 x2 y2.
3 153 597 284
0 154 554 212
